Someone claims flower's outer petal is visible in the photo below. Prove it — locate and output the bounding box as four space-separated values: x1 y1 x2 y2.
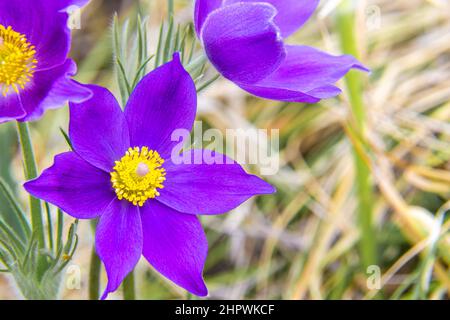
194 0 223 36
24 152 114 219
69 84 130 173
125 53 196 159
18 60 92 123
224 0 320 38
96 200 142 300
237 83 321 103
0 94 25 124
141 201 208 296
158 150 276 215
238 45 369 103
201 2 285 84
0 0 71 70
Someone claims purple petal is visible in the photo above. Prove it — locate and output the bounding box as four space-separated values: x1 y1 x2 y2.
237 84 321 103
69 84 130 173
24 152 114 220
201 2 285 84
18 60 92 122
141 201 208 296
125 53 196 158
0 0 71 70
158 150 275 215
194 0 223 36
0 94 25 124
224 0 320 38
238 45 369 103
96 200 142 300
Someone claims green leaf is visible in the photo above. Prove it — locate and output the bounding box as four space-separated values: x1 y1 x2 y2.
0 178 31 239
116 58 132 97
59 127 73 150
113 13 130 107
56 209 64 254
155 22 165 68
163 16 174 64
44 203 54 253
131 55 155 89
197 74 220 93
0 218 26 254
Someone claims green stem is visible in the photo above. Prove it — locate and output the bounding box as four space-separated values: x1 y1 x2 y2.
89 244 101 300
337 2 377 271
16 122 45 249
168 0 174 18
123 271 136 300
88 220 101 300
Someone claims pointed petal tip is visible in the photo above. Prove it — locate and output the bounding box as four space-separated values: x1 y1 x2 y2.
172 52 182 63
171 51 191 77
248 173 277 195
184 274 208 297
22 180 34 195
357 64 371 74
192 282 209 297
260 180 277 195
347 57 371 74
268 184 277 194
22 178 41 195
100 290 109 300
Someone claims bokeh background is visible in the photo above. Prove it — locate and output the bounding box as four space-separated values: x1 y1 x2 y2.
0 0 449 299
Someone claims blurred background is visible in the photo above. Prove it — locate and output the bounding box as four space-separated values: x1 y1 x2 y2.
0 0 449 299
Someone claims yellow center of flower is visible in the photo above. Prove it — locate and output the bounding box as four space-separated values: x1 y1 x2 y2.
0 24 37 97
110 147 166 207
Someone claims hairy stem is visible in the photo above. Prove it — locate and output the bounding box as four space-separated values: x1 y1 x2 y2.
16 122 45 249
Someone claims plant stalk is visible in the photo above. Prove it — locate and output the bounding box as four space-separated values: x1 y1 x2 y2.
16 122 45 249
88 244 101 300
123 271 136 300
337 1 377 271
168 0 174 17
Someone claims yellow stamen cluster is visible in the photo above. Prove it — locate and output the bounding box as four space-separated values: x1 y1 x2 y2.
0 24 37 97
111 147 166 207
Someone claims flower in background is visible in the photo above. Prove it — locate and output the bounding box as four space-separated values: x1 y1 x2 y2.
194 0 369 103
0 0 92 123
24 53 275 299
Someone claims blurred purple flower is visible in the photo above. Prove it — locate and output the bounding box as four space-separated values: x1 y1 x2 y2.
0 0 92 123
24 54 275 299
194 0 369 103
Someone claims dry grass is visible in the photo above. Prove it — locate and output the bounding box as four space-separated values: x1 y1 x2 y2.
0 0 449 299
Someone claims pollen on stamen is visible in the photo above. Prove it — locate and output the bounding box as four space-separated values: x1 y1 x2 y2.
0 24 37 97
110 147 166 207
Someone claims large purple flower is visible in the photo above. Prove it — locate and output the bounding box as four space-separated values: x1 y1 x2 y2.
24 54 275 299
194 0 369 103
0 0 92 123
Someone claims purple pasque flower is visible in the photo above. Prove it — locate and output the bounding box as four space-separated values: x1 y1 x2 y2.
0 0 92 123
194 0 369 103
24 53 275 299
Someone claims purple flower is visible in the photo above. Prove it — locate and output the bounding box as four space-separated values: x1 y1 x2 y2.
194 0 369 103
0 0 92 123
24 54 275 299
